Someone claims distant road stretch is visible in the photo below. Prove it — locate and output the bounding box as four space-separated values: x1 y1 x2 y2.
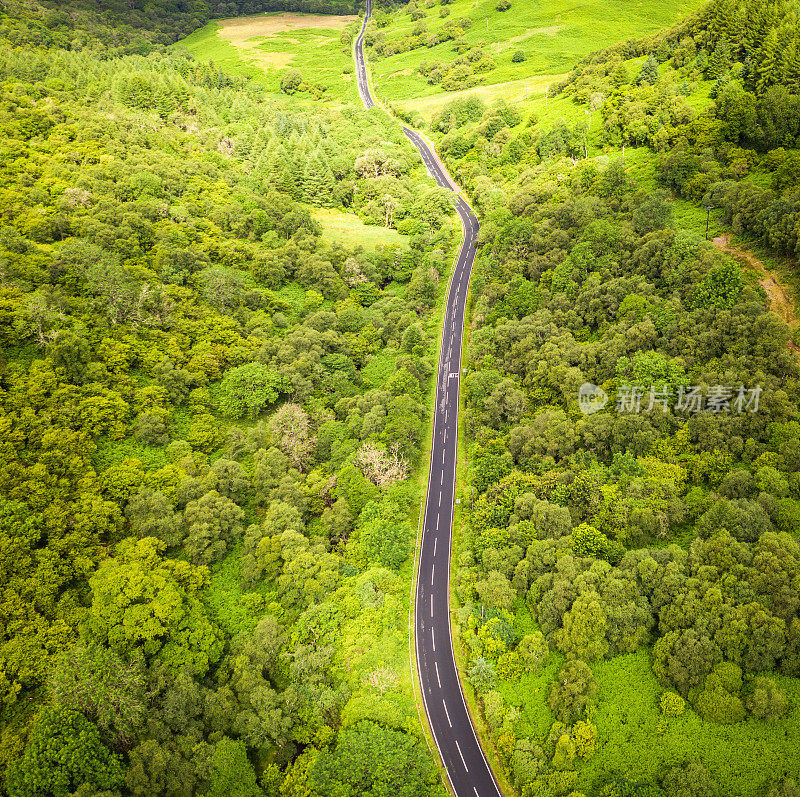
354 5 504 797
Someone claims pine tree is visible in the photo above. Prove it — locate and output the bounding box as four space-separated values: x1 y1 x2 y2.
637 54 660 85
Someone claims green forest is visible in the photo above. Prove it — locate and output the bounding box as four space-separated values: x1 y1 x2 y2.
0 1 459 795
1 0 799 795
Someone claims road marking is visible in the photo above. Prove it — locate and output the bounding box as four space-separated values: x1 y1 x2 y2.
433 537 437 556
430 596 433 617
442 699 452 727
431 627 436 651
431 563 434 586
442 449 445 464
440 471 443 485
443 430 447 444
438 492 442 507
455 740 469 771
436 512 439 529
474 788 480 797
435 661 441 687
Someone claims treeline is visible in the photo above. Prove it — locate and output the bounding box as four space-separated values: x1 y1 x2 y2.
0 0 363 57
207 0 360 17
0 5 456 796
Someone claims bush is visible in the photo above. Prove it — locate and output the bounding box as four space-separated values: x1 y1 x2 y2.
512 50 526 62
496 0 511 9
660 691 686 716
280 69 303 94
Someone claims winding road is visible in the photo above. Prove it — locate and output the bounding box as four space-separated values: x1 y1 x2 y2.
355 6 503 796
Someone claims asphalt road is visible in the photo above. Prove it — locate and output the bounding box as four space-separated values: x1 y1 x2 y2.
355 6 503 796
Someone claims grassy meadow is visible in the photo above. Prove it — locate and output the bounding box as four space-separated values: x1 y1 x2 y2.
372 0 705 104
178 12 361 102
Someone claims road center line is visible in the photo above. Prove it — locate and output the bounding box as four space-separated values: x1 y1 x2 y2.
436 512 439 529
433 537 438 557
430 563 434 586
455 739 469 771
430 596 433 617
431 627 436 652
442 699 452 727
435 661 441 687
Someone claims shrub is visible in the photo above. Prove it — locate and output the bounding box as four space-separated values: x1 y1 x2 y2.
512 50 526 62
280 69 302 94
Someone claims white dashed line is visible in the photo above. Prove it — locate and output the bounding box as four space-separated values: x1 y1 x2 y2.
433 537 438 557
430 596 433 617
431 627 436 652
442 699 452 727
435 661 441 687
430 563 434 586
455 740 469 771
436 512 439 529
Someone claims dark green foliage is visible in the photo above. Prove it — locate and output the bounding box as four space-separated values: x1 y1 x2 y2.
6 707 125 796
637 53 660 85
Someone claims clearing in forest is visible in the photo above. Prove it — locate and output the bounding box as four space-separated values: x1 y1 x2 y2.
217 13 357 71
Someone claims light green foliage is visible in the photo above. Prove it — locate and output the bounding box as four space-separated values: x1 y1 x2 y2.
548 660 597 725
183 490 245 565
468 656 498 693
690 662 746 724
219 363 288 419
555 592 609 660
206 738 261 797
49 644 147 749
354 499 413 570
83 537 223 678
572 720 596 759
660 691 686 717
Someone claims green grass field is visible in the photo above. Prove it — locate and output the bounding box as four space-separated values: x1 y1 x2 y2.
313 207 411 249
372 0 705 104
177 12 360 103
178 21 266 82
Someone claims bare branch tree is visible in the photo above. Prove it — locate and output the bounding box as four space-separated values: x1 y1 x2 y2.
354 441 410 487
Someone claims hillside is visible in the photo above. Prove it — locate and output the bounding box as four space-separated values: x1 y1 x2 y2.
0 0 799 796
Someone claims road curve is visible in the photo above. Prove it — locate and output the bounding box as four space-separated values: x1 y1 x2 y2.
355 6 503 797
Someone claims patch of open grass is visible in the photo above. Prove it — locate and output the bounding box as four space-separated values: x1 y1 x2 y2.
372 0 705 105
177 12 360 103
176 21 265 82
313 207 410 249
580 650 800 796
